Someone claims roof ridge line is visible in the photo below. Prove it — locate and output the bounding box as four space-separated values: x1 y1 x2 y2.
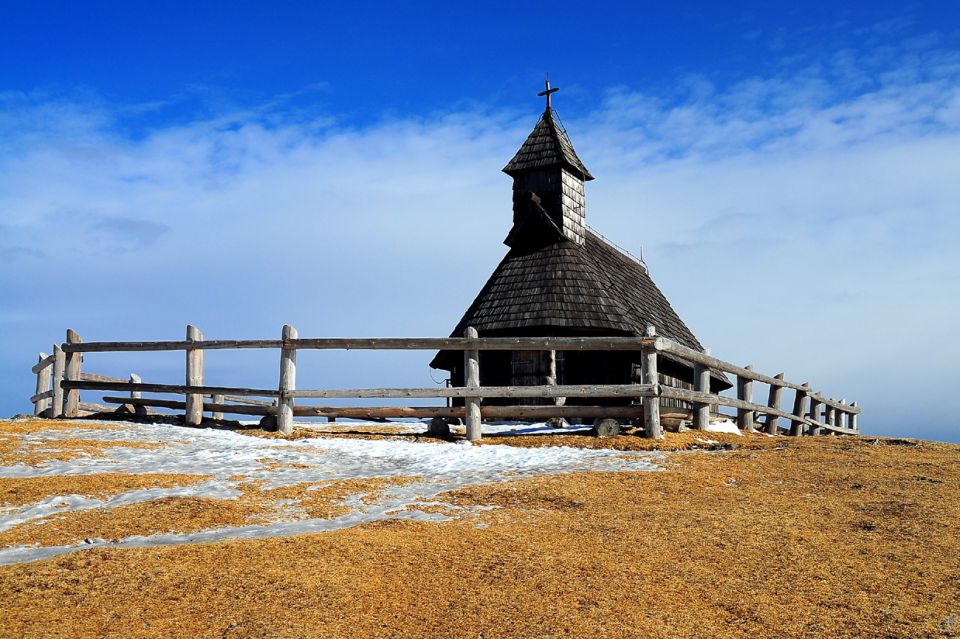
587 226 647 273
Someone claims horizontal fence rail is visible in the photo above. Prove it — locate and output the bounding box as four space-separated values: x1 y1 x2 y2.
61 336 653 353
288 384 658 400
30 324 860 440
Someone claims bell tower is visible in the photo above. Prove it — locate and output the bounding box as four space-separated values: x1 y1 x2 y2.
502 79 594 248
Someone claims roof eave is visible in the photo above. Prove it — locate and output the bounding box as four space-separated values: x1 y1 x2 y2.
501 162 595 181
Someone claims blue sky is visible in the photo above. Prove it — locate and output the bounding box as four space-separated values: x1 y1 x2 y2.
1 1 958 440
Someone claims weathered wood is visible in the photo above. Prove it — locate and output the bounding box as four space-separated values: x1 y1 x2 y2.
61 380 280 398
809 399 823 436
102 396 274 417
654 339 806 391
464 327 481 441
292 405 649 420
547 349 565 407
293 406 462 419
65 339 283 353
31 353 55 374
277 324 298 435
64 336 658 354
641 325 663 440
63 330 83 418
51 345 65 418
835 399 847 430
592 418 621 437
660 407 695 420
123 373 144 415
807 391 860 413
789 384 809 436
79 372 130 384
211 394 224 420
849 402 859 432
79 402 115 413
293 336 651 352
218 395 277 407
826 403 837 430
30 389 54 404
34 352 52 415
289 384 657 400
659 387 800 423
692 347 710 430
764 373 785 434
819 422 855 435
481 405 648 419
304 406 464 419
129 374 142 399
46 328 862 432
185 325 204 427
737 365 755 432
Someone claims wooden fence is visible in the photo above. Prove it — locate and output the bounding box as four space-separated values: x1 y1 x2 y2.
29 324 860 441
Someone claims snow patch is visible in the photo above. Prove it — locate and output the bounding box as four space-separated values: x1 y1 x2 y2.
705 418 742 435
0 420 665 565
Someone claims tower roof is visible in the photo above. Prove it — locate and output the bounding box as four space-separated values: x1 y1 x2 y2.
502 109 594 180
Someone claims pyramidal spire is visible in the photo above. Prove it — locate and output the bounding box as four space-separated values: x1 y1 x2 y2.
502 109 594 181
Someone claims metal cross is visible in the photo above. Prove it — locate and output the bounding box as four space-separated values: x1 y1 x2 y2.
538 77 559 110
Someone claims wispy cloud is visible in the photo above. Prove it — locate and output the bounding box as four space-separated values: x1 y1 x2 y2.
0 36 958 438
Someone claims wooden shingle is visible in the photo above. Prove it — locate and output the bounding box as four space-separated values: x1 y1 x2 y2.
502 110 594 180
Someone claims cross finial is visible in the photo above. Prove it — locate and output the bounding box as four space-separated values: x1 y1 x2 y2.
538 75 559 110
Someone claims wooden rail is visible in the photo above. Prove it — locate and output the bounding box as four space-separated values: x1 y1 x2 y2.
30 325 860 441
61 336 652 353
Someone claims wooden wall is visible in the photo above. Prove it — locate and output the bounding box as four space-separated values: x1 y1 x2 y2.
510 168 586 246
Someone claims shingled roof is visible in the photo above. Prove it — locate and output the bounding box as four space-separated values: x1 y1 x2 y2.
502 109 594 180
441 229 702 348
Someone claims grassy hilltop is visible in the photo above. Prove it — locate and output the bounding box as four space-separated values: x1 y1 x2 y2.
1 419 958 638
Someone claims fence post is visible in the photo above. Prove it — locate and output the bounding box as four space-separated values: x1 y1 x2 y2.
809 397 823 436
547 349 565 408
849 401 859 433
51 345 65 418
212 394 224 421
185 325 204 426
736 364 755 432
34 352 51 416
641 325 663 439
763 372 784 435
129 374 142 402
789 383 809 437
837 398 846 432
125 373 145 416
826 402 837 433
464 326 482 441
693 347 710 430
63 329 83 418
277 324 298 435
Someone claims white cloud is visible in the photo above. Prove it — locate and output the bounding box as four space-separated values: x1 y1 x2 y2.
1 42 958 439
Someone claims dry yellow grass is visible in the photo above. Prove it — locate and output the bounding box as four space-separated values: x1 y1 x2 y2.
0 435 162 467
0 420 131 435
0 476 425 550
0 435 957 638
0 496 266 548
0 473 209 507
482 428 755 450
239 423 756 450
